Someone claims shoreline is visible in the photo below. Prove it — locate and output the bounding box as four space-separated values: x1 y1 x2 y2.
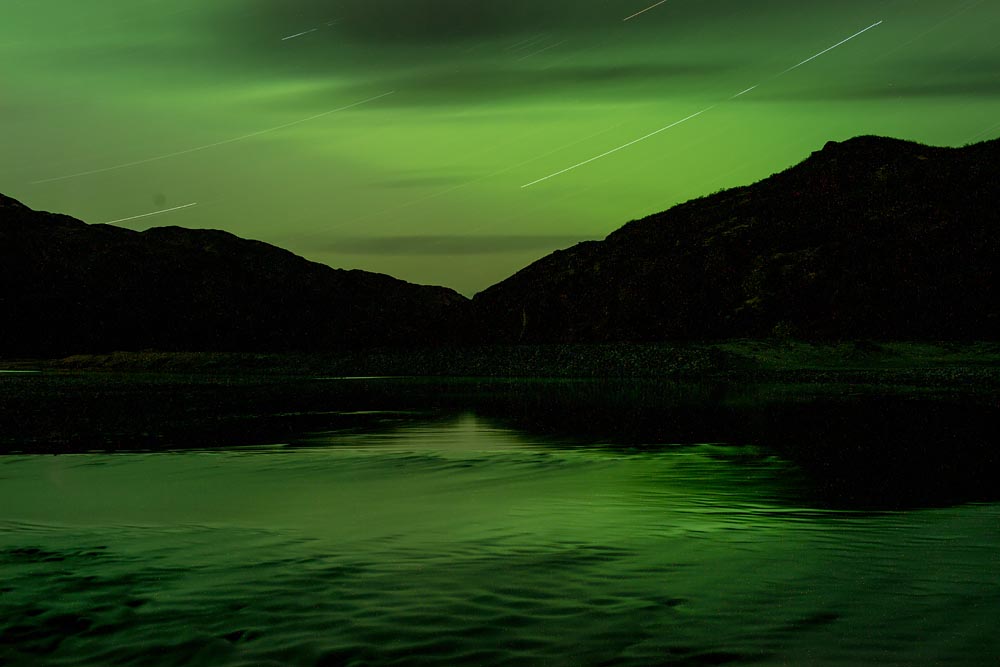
3 340 999 389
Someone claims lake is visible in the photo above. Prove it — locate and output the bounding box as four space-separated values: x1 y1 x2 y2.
1 373 998 666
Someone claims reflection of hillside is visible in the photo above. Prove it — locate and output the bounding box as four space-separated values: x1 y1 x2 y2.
465 380 1000 509
2 373 996 509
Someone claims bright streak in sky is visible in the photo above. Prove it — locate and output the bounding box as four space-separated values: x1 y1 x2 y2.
31 92 396 185
521 107 715 188
522 20 884 187
337 121 627 228
282 28 318 41
623 0 669 22
101 202 198 225
780 20 883 74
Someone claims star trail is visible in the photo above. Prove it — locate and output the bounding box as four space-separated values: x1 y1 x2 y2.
3 1 998 294
522 20 883 187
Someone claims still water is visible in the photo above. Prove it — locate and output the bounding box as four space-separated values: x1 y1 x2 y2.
1 375 998 666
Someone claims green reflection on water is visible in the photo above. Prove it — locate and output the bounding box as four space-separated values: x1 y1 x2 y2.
1 410 998 666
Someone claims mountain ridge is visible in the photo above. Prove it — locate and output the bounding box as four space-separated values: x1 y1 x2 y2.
0 194 467 355
472 135 1000 341
3 134 999 355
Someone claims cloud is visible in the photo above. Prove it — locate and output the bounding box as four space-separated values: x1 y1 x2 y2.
321 235 589 255
320 0 542 42
867 80 1000 99
247 0 621 44
390 61 730 96
762 76 1000 101
755 55 1000 102
245 0 835 47
268 61 733 109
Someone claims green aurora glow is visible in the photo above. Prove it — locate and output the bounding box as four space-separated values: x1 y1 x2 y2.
3 0 999 294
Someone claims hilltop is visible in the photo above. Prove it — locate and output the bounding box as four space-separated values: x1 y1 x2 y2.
0 193 466 355
473 136 1000 341
3 135 999 358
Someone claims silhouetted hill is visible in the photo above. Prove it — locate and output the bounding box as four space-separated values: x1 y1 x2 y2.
0 194 467 355
5 135 1000 356
473 136 1000 341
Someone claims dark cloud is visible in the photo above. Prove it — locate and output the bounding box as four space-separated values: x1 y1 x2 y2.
322 235 589 255
221 0 883 90
269 61 733 109
868 80 1000 99
386 62 731 96
248 0 624 44
917 55 1000 77
763 76 1000 101
324 0 546 42
240 0 775 51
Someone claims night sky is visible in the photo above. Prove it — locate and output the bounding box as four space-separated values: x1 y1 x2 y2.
3 0 999 295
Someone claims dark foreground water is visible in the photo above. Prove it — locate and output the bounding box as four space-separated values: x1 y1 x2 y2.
1 374 999 666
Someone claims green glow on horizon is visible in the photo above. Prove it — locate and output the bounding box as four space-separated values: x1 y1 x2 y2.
3 0 999 294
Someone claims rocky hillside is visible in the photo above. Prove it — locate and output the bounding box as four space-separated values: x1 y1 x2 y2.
0 194 468 355
472 136 1000 341
4 135 998 356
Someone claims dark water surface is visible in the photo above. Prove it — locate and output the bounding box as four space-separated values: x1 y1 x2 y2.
1 373 998 666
